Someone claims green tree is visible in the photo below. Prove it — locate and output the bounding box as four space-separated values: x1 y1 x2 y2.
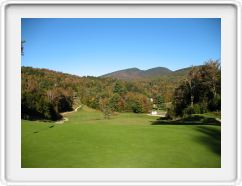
109 93 121 112
156 95 165 110
113 81 127 95
99 97 111 119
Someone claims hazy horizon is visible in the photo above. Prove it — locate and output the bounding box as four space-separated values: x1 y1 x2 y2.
21 18 221 77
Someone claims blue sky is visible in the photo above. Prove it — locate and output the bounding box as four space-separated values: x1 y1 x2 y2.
21 18 221 77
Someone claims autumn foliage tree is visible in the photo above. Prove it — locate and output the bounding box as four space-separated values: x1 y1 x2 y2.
99 97 111 119
170 60 221 117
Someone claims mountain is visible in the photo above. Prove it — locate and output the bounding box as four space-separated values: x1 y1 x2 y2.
101 68 143 80
100 66 192 81
100 67 172 80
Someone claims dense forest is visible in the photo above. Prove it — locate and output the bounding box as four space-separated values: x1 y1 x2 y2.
21 60 221 121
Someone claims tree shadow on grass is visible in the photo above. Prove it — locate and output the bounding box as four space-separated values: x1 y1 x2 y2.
151 115 221 155
194 126 221 155
151 115 220 126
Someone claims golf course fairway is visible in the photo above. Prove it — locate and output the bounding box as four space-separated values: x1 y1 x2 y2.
21 106 221 168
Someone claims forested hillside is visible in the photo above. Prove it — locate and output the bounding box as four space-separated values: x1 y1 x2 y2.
21 66 185 120
21 60 220 121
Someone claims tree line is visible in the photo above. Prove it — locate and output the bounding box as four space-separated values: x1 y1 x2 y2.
21 60 220 121
21 67 177 120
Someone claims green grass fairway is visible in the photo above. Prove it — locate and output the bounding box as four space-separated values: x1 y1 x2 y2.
22 106 221 168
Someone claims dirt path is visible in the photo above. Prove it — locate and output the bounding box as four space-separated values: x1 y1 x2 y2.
55 105 82 124
61 105 82 116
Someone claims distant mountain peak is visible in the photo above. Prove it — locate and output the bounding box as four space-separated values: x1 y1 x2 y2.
100 66 174 81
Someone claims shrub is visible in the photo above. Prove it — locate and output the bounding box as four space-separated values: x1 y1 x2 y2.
165 107 176 120
183 103 208 116
131 102 143 113
193 104 201 114
199 102 208 114
183 106 195 116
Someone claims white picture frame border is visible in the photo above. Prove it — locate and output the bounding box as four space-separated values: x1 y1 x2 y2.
0 0 241 185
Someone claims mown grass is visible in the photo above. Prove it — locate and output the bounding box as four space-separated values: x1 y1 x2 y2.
22 106 221 168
